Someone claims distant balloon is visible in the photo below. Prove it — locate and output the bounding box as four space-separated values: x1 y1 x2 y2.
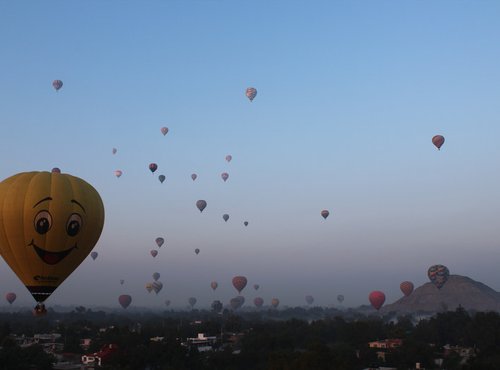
211 300 223 313
305 295 314 305
120 280 125 285
52 80 63 91
90 251 98 260
271 298 280 308
246 87 257 102
196 200 207 212
254 297 264 308
191 173 197 181
150 250 158 258
337 294 344 304
432 135 445 150
221 172 229 182
225 155 232 163
152 281 163 294
369 291 385 310
158 175 166 183
145 283 153 293
230 296 245 310
223 214 229 222
165 299 171 307
112 148 117 155
244 221 249 227
114 170 123 178
118 295 132 309
321 210 330 219
188 297 197 308
155 237 164 248
153 272 160 281
253 284 259 290
195 248 200 255
51 168 61 174
149 163 158 173
232 276 248 294
211 281 218 291
400 281 414 297
428 264 450 289
161 127 169 136
5 292 16 305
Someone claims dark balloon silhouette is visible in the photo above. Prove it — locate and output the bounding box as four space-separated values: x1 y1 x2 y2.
196 200 207 212
52 80 63 91
432 135 445 150
119 295 132 309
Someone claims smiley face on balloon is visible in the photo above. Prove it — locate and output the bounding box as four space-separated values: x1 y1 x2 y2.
0 170 105 304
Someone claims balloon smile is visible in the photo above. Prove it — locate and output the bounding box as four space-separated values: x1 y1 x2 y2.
29 240 77 265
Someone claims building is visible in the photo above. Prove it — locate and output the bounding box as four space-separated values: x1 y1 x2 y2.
82 344 119 367
368 339 402 349
182 333 217 352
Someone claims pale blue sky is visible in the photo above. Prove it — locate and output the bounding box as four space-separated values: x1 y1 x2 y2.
1 1 500 309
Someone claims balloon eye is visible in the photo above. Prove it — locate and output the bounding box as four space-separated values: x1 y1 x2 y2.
34 211 52 234
66 214 82 237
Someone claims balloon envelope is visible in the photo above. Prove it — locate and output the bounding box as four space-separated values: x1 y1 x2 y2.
400 281 414 297
114 170 123 178
150 250 158 258
230 296 245 310
112 148 117 155
145 283 153 293
195 248 200 255
369 291 385 310
225 155 232 162
165 299 171 307
155 237 164 247
211 281 218 291
246 87 257 102
223 214 229 222
221 172 229 182
432 135 445 150
153 272 160 281
5 292 16 305
232 276 247 294
428 264 450 289
321 210 329 219
118 295 132 309
149 163 158 173
337 294 344 304
120 279 124 285
152 281 163 294
271 298 280 308
158 175 165 183
188 297 197 307
211 300 223 313
196 200 207 212
90 252 98 260
52 80 63 91
191 173 197 181
244 221 249 227
305 295 314 305
253 284 259 290
161 127 169 136
254 297 264 307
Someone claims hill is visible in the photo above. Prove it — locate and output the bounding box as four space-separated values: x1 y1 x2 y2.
382 275 500 313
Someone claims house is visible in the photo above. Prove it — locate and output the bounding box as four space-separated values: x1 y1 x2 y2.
182 333 217 352
368 339 402 349
82 344 119 367
80 338 92 350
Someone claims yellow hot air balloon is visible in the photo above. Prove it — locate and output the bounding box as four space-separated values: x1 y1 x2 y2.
0 171 105 314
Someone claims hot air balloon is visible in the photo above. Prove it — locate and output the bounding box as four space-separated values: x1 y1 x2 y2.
271 298 280 308
165 299 171 307
244 221 249 227
145 283 153 293
191 173 197 181
432 135 445 150
194 248 200 255
337 294 344 304
114 170 123 178
155 237 164 248
120 279 124 285
52 80 63 91
150 250 158 258
152 281 163 294
305 295 314 305
232 276 247 294
369 291 385 310
51 168 61 174
119 295 132 309
0 171 105 315
253 284 259 290
230 296 245 310
211 281 218 291
254 297 264 308
196 200 207 213
149 163 158 173
225 155 232 163
428 265 450 289
153 272 160 281
321 210 329 219
161 127 169 136
246 87 257 102
90 251 98 260
158 175 166 183
400 281 414 297
211 300 223 313
5 292 16 305
221 172 229 182
188 297 197 308
223 214 229 222
112 148 117 155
